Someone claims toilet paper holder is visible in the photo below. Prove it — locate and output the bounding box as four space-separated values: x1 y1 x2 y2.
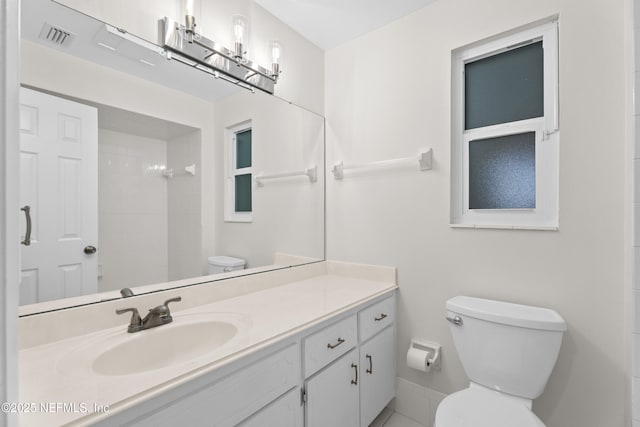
408 338 441 371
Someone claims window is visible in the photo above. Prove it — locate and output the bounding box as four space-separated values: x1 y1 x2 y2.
451 19 559 230
226 122 252 222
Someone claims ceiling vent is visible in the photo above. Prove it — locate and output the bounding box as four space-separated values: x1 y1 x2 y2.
38 22 76 47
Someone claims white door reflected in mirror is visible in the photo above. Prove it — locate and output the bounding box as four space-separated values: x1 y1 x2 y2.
19 88 99 305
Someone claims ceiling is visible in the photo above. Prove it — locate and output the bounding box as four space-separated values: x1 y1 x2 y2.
254 0 437 50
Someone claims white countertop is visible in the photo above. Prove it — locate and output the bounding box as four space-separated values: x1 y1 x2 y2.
19 271 396 426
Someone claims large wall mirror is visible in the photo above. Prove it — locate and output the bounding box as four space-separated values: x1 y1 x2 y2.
19 0 325 315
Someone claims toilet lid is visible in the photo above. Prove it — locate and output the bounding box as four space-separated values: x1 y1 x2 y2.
435 387 545 427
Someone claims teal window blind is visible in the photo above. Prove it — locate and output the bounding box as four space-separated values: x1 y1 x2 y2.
465 41 543 130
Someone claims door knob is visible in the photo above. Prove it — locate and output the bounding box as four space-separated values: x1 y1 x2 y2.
84 245 97 254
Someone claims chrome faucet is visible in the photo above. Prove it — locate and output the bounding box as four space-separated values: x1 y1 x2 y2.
116 297 182 333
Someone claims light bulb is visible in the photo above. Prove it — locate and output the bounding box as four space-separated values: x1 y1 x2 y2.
183 0 196 43
270 40 282 78
233 15 247 45
232 15 248 59
271 40 282 64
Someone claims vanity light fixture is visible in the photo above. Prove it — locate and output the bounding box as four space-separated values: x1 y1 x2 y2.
160 11 281 94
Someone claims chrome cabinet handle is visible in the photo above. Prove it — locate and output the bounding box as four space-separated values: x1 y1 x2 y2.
374 313 387 322
446 315 463 326
351 363 358 385
21 205 31 246
327 337 345 349
366 354 373 374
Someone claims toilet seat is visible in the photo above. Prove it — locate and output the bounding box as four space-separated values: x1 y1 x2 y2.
434 386 545 427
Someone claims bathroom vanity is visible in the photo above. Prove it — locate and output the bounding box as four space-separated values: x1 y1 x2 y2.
18 261 397 427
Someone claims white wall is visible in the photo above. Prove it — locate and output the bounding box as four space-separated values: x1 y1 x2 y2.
167 130 202 280
325 0 629 426
98 129 169 292
214 90 325 268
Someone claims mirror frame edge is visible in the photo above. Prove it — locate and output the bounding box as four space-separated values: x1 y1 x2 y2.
2 0 22 421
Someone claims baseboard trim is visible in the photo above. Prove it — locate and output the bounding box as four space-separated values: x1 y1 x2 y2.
394 378 447 427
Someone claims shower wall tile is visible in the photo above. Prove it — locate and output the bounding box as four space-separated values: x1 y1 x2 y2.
98 128 168 292
167 131 202 281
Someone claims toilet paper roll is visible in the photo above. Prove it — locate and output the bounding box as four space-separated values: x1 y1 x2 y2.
407 346 432 372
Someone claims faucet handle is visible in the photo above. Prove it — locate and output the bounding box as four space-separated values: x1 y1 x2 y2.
116 307 143 332
163 297 182 315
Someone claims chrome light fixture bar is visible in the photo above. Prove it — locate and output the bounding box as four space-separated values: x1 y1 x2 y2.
160 17 279 94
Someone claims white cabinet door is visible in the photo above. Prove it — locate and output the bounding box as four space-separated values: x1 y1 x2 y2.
306 348 359 427
360 326 395 427
19 87 98 305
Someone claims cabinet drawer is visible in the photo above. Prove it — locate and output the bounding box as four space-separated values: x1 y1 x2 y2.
304 315 357 378
359 296 395 343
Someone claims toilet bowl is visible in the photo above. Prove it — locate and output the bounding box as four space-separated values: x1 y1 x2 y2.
435 384 544 427
434 296 566 427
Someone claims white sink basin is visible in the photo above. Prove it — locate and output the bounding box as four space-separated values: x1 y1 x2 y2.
57 312 246 377
93 320 238 376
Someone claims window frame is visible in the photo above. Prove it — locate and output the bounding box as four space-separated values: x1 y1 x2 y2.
225 121 253 223
450 18 559 230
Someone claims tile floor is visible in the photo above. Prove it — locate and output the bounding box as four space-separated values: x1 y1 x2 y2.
382 413 426 427
371 408 426 427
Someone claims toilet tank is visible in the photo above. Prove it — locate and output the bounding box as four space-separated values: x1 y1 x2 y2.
207 256 246 274
446 296 566 400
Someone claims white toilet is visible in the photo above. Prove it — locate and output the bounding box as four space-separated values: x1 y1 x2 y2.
434 296 566 427
207 255 246 274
